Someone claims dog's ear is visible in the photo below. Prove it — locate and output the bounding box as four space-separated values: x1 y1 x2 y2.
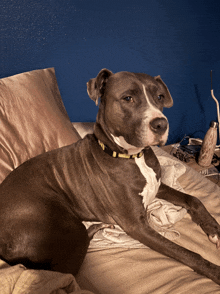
154 75 173 108
87 69 113 106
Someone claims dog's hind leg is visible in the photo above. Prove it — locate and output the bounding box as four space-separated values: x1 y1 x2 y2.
0 200 90 276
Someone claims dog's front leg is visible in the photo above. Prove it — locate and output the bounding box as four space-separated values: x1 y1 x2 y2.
157 182 220 248
118 213 220 285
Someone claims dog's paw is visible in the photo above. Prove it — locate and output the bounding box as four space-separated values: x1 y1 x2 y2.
208 234 220 249
199 216 220 249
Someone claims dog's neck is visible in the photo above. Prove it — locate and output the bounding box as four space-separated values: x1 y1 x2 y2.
111 135 144 155
94 121 145 156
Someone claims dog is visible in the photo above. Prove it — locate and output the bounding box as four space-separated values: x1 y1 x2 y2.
0 69 220 285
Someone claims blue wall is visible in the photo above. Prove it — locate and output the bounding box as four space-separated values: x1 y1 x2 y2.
1 0 220 144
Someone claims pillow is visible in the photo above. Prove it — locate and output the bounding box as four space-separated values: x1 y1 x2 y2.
0 68 81 183
72 122 95 138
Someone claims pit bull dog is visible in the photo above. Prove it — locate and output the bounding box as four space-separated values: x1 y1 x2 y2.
0 69 220 285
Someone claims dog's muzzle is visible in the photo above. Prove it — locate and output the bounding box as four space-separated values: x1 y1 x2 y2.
149 118 168 135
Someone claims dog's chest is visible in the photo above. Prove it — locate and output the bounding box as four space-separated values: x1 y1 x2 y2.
135 155 160 209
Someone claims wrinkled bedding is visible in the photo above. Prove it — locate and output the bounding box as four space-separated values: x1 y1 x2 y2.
83 154 187 248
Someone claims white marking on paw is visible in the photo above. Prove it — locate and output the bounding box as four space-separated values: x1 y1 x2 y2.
209 234 220 248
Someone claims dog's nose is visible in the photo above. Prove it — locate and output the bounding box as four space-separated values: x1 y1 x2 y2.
150 117 168 135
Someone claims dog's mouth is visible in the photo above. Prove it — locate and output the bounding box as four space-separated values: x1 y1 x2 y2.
149 132 168 147
133 130 168 149
138 117 169 148
109 117 169 154
157 139 167 147
110 133 168 155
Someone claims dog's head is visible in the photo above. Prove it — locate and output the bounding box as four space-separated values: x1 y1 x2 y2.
87 69 173 153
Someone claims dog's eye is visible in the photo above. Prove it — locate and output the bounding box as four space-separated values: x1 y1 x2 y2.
158 95 164 101
124 96 133 102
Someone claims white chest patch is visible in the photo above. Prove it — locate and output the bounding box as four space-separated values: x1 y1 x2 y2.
135 155 160 209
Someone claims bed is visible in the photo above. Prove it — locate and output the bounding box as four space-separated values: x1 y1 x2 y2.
0 68 220 293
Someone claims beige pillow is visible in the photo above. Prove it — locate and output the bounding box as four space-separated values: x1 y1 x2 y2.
0 68 80 183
